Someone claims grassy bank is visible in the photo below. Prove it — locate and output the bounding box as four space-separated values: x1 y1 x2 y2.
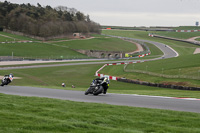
0 31 38 41
0 42 90 59
50 36 137 52
152 31 200 39
0 93 200 133
0 35 15 42
126 54 200 76
0 33 138 59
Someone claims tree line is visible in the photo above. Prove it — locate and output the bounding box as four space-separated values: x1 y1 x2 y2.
0 1 101 37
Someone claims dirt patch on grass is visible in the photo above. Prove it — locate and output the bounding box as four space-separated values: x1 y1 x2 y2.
194 48 200 54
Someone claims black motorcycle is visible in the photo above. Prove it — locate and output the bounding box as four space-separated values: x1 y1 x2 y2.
1 74 13 86
85 77 109 95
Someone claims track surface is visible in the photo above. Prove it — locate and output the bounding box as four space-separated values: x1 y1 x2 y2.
0 86 200 113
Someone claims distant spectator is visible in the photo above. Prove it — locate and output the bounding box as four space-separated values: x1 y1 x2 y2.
62 83 65 87
72 85 75 88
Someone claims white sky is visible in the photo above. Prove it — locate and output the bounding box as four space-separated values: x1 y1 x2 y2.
2 0 200 27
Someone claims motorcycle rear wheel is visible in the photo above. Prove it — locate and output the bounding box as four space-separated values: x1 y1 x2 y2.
93 86 103 96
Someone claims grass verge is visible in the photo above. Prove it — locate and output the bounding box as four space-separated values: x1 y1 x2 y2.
0 93 200 133
51 36 137 52
0 31 38 41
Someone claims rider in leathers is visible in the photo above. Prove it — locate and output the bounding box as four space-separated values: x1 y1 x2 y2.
95 76 110 94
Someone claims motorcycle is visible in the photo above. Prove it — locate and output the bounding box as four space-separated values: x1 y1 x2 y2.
1 74 13 86
85 77 109 95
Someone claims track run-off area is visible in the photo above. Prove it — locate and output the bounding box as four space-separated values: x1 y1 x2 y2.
1 36 199 113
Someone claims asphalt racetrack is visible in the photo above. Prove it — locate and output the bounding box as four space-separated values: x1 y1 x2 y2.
0 86 200 113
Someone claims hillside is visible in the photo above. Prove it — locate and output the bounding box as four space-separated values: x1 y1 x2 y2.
0 32 138 59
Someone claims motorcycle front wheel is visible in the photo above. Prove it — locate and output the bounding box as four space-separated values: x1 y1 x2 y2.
85 87 92 95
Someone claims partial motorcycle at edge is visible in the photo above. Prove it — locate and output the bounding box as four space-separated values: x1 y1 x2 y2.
1 73 14 86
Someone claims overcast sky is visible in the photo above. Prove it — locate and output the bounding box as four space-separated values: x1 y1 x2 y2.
2 0 200 27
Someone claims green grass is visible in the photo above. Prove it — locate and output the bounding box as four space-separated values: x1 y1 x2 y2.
0 31 38 41
102 30 200 56
0 35 16 42
1 93 200 133
126 54 200 75
100 54 200 88
0 33 138 59
0 42 89 59
101 64 200 87
125 54 200 83
195 38 200 41
0 64 101 88
152 31 200 39
144 42 163 56
52 37 137 52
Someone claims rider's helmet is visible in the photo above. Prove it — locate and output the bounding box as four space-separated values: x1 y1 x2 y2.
102 75 110 84
9 73 14 81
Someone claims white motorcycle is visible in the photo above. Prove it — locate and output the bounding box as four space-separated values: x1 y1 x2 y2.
1 74 13 86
